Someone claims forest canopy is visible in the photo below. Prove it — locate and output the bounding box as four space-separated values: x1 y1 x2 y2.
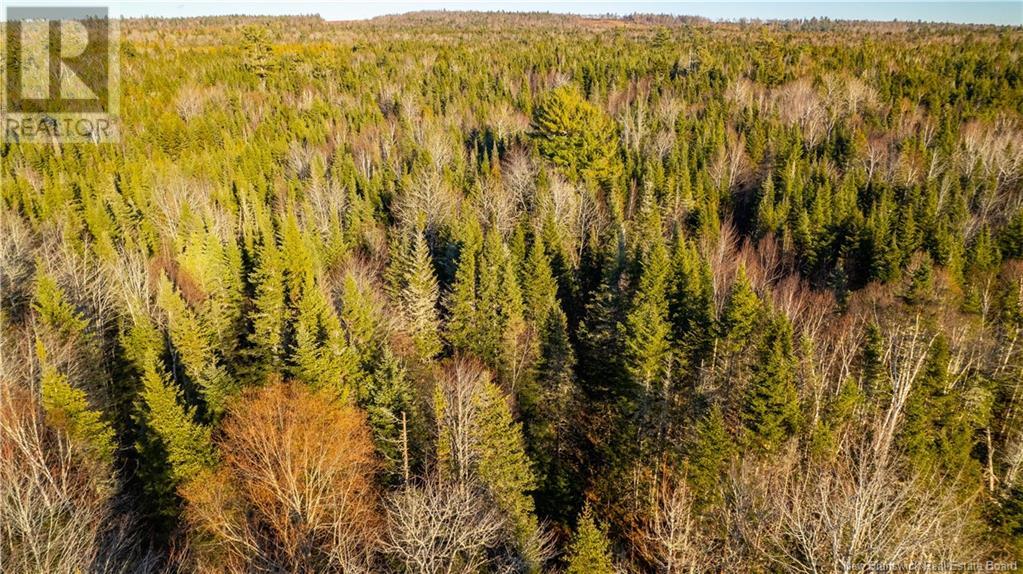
1 10 1023 573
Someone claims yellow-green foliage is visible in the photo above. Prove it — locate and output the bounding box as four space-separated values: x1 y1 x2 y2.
472 376 538 549
39 360 116 470
532 86 621 185
33 272 88 338
1 11 1022 568
138 356 218 484
566 505 615 574
156 276 237 418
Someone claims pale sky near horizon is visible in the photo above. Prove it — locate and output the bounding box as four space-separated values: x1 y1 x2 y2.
1 1 1020 25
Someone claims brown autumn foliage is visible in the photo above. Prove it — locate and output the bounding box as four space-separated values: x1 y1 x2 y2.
181 382 381 573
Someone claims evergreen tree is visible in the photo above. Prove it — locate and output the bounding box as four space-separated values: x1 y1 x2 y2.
968 225 1000 274
138 353 218 485
434 362 540 562
904 254 935 305
743 313 800 453
808 377 863 460
179 231 245 371
247 235 287 383
522 235 559 326
867 214 901 284
474 229 508 366
992 485 1023 558
446 218 484 354
517 235 566 490
496 237 528 386
401 230 442 360
117 317 180 526
755 174 779 238
669 236 714 350
577 276 627 399
123 317 216 488
473 377 540 558
157 276 236 418
566 505 616 574
529 306 579 521
37 343 116 471
718 265 762 350
860 322 886 398
363 346 417 480
385 227 413 303
280 211 320 304
291 275 355 397
901 335 980 479
33 271 87 340
242 25 274 84
999 209 1023 260
686 404 734 509
337 272 383 397
623 235 672 391
446 225 527 385
531 85 621 185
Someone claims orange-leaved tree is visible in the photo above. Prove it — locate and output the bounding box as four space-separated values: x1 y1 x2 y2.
182 382 381 573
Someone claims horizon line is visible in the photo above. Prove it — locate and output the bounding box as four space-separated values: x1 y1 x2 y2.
0 2 1020 26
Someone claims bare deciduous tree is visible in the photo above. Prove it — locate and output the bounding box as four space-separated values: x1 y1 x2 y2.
708 130 749 194
393 170 461 235
0 385 128 574
472 179 521 237
503 148 538 215
875 318 934 461
635 479 705 574
961 118 1023 193
383 479 507 574
717 318 980 574
766 435 979 574
772 79 827 147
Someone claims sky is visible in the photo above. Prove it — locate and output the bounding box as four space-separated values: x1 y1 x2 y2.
2 1 1021 25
